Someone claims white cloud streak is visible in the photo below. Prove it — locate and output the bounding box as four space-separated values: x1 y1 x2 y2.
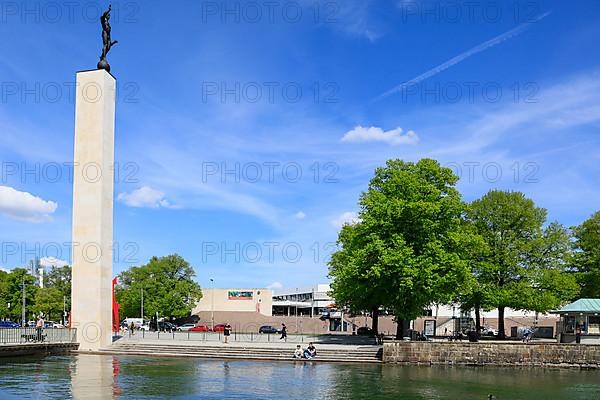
376 11 551 100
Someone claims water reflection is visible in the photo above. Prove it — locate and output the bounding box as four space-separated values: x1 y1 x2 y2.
71 353 114 400
0 355 599 399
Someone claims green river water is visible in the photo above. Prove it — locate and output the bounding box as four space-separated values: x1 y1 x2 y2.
0 354 599 399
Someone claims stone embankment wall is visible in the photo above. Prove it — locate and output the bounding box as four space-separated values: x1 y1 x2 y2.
383 341 600 368
0 343 79 358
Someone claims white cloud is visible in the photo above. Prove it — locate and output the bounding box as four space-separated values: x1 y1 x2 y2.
117 186 171 209
267 281 283 291
39 257 69 268
0 186 58 222
331 211 360 228
0 266 9 273
294 211 307 220
341 126 419 145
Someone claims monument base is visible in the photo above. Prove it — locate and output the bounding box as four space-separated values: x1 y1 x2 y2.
71 69 116 351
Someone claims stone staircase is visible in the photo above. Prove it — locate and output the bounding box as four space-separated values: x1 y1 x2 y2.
99 342 383 363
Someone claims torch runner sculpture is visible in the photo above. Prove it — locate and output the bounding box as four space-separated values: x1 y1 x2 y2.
98 5 118 72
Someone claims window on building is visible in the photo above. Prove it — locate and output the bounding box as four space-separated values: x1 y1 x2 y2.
589 316 600 334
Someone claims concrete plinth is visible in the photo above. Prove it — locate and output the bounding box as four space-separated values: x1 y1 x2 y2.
71 70 116 351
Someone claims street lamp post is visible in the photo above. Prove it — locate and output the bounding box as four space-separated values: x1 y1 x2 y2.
21 278 26 327
210 278 214 330
295 288 298 332
141 288 144 320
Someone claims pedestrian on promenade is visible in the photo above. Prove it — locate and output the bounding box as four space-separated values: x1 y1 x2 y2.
130 321 135 336
35 315 44 342
280 323 287 342
224 323 231 344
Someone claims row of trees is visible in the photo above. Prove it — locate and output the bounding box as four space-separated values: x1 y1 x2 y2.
329 159 599 339
0 254 203 325
0 265 71 323
115 254 203 320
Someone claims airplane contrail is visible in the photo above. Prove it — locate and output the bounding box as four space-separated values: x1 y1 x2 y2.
374 11 551 101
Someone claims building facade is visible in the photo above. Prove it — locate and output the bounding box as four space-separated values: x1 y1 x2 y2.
193 288 273 317
272 284 334 317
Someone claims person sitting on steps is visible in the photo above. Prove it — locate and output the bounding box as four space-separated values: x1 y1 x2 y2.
293 345 303 359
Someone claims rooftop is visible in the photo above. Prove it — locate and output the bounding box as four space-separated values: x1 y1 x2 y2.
553 299 600 314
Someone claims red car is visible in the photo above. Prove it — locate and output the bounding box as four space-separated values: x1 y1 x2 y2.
213 324 226 332
189 325 211 332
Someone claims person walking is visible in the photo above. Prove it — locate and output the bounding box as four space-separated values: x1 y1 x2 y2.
224 323 232 344
35 315 44 342
280 323 287 342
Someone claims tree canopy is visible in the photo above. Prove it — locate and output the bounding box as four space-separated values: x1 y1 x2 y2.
465 190 578 337
115 254 203 320
329 159 587 339
329 159 473 338
573 211 600 297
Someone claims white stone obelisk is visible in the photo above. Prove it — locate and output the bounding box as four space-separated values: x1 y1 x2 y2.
71 69 116 351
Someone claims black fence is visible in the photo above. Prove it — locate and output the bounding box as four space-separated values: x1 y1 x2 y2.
0 328 77 345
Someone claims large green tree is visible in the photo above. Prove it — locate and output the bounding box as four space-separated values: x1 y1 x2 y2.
467 190 578 338
44 265 71 321
115 254 203 320
329 159 472 339
573 211 600 297
32 287 64 321
1 268 38 323
329 223 388 334
0 270 10 319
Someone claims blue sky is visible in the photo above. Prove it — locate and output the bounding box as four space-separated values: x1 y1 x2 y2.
1 0 599 290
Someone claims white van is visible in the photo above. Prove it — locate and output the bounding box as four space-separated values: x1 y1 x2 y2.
121 318 144 328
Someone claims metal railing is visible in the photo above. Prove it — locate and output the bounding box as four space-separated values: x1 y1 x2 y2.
124 329 315 344
0 328 77 345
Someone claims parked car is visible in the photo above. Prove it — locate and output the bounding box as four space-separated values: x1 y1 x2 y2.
149 320 176 332
189 325 211 332
139 324 150 331
44 321 65 328
213 324 226 332
356 326 374 336
481 327 498 336
0 321 19 328
177 323 196 331
259 325 279 334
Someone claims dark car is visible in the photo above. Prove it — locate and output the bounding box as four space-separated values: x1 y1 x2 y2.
0 321 19 328
356 326 374 336
150 321 177 332
259 325 279 334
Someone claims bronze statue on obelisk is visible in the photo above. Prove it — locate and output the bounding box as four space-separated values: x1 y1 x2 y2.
97 5 118 72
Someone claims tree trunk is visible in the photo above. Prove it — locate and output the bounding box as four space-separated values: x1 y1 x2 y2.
474 306 481 333
395 318 410 340
498 306 505 339
371 308 379 335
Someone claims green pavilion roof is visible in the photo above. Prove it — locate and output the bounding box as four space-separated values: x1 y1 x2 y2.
552 299 600 314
